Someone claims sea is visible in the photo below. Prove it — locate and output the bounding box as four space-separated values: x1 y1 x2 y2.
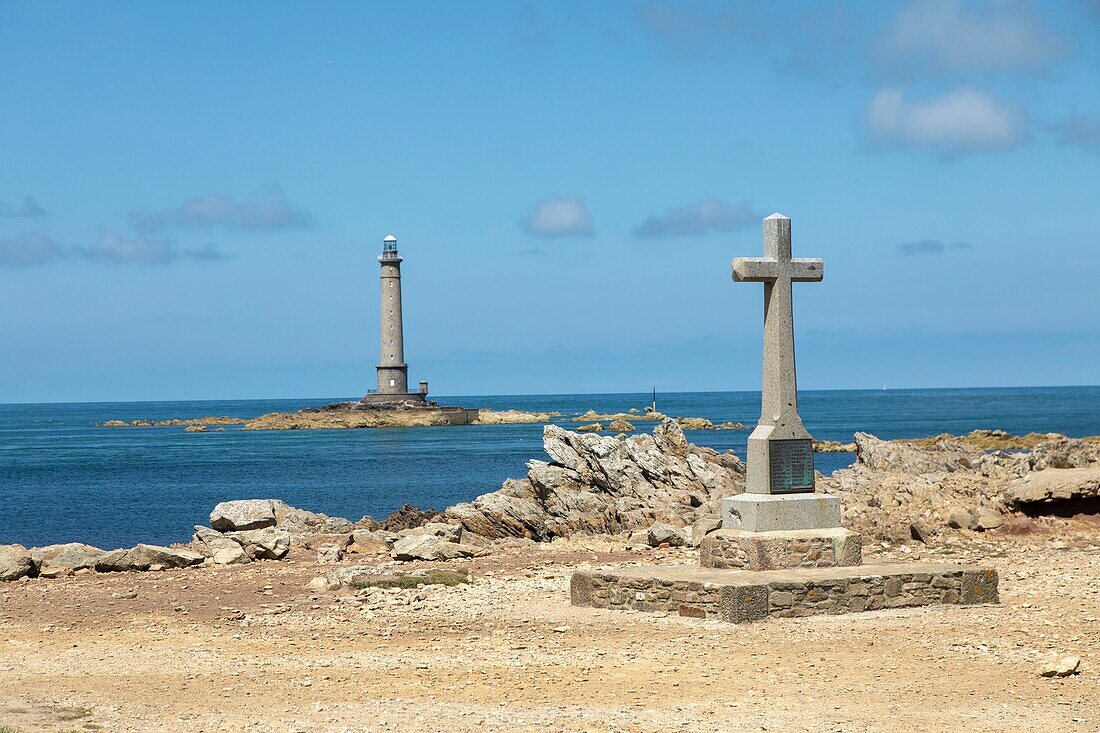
2 386 1098 550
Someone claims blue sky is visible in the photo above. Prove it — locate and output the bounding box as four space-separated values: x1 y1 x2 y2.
1 1 1098 402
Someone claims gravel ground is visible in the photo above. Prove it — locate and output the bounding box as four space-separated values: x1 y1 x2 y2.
0 521 1097 733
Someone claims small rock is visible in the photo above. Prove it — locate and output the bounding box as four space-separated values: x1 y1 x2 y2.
1038 656 1081 678
646 522 688 548
316 544 344 564
308 576 337 591
689 517 722 547
552 626 570 633
969 507 1004 532
947 511 971 529
909 521 930 544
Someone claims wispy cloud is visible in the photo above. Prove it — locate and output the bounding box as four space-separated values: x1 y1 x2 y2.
1 230 232 269
633 198 758 238
874 0 1064 74
897 239 973 256
182 244 234 261
865 87 1027 156
1049 113 1100 151
512 5 553 47
638 1 743 54
520 195 594 238
0 196 47 219
130 184 313 233
0 233 66 269
76 230 180 265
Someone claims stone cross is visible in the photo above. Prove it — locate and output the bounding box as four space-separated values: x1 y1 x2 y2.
732 213 823 495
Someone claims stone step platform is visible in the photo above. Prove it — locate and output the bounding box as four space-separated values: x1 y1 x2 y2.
571 562 998 624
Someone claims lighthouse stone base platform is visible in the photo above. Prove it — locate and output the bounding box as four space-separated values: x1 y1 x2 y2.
570 562 999 623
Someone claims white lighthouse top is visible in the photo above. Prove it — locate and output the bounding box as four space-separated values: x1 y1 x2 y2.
383 234 397 243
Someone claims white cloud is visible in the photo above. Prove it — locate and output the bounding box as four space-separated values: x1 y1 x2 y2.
865 87 1026 155
130 184 313 233
0 196 47 219
0 233 65 269
876 0 1064 73
633 198 758 238
520 195 594 238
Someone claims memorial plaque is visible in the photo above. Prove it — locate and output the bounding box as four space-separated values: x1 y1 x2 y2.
767 439 815 494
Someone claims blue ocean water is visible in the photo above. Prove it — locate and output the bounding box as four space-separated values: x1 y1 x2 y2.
2 387 1098 550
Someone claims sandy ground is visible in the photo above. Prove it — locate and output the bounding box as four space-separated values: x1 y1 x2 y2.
1 525 1097 733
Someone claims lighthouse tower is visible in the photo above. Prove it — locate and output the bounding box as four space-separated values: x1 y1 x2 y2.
376 234 408 395
363 234 428 404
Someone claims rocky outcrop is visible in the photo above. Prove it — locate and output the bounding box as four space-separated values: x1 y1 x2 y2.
378 504 441 532
100 416 246 428
1018 438 1100 472
243 404 477 430
854 432 983 474
1005 467 1100 507
0 545 34 581
824 430 1100 540
674 417 714 430
814 440 857 453
445 420 744 540
473 409 561 425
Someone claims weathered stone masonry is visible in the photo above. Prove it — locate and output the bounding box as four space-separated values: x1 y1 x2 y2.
571 564 999 624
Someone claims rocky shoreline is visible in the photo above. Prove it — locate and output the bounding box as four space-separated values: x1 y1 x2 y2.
5 420 1099 586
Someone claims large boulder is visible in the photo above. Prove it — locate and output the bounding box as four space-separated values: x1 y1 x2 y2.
191 526 251 565
348 529 395 554
0 544 34 581
1005 466 1100 506
209 500 277 532
398 522 462 543
225 527 291 560
390 534 482 561
31 543 104 577
271 500 354 535
95 544 204 572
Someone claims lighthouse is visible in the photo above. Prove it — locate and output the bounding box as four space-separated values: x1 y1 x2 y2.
363 234 428 404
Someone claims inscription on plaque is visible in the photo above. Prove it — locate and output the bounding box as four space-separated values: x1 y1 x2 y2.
768 439 815 494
